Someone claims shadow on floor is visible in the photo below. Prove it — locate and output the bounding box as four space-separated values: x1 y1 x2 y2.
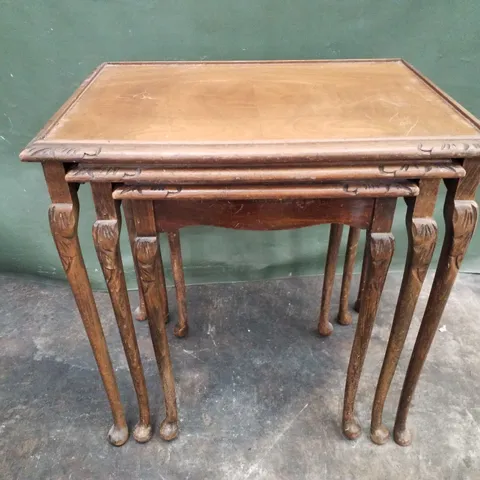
0 272 479 479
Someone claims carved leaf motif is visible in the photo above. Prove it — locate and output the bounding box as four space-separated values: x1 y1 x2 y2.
410 219 438 283
370 233 395 263
450 200 479 269
367 233 395 295
118 185 182 197
49 204 76 237
136 238 159 296
71 167 142 179
26 146 102 160
92 220 132 317
343 182 416 196
71 168 95 179
48 204 78 273
359 233 395 324
344 183 381 195
122 168 142 178
418 143 480 156
378 164 457 177
93 220 120 284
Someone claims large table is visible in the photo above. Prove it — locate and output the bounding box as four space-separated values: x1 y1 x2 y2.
21 59 480 447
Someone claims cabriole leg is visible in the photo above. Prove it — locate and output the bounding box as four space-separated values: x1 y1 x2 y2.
343 198 396 440
354 242 368 313
394 170 479 446
44 162 128 446
167 230 189 338
92 184 152 443
337 227 360 326
134 201 179 441
123 200 148 321
371 179 439 445
318 224 344 336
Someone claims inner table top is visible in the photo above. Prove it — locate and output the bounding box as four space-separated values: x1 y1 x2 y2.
22 59 480 165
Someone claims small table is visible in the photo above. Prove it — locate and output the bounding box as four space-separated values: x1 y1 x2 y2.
21 59 480 446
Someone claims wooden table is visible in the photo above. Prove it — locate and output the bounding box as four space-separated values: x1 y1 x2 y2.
21 59 480 447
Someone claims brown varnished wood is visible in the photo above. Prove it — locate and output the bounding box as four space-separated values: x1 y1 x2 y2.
452 159 480 200
354 239 368 313
167 231 189 338
122 200 148 322
343 198 396 440
401 60 480 132
152 198 375 232
132 202 169 324
370 179 440 445
20 61 480 166
43 162 129 446
112 182 419 201
24 60 480 448
21 139 480 166
28 64 106 145
65 162 466 184
91 183 153 443
152 195 376 341
34 62 480 142
133 200 179 441
318 224 344 336
337 227 361 326
394 160 480 446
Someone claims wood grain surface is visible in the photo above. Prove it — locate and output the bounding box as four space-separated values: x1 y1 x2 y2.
153 198 375 231
20 60 480 165
65 162 466 184
43 62 480 142
112 182 419 200
43 162 129 446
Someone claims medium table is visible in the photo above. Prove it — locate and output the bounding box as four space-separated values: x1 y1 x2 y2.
21 59 480 446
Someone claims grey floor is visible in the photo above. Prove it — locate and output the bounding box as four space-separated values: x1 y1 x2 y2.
1 271 479 480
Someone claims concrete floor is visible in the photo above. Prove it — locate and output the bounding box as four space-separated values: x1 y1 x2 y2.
1 271 479 480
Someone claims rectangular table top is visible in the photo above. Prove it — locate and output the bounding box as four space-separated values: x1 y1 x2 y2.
21 59 480 166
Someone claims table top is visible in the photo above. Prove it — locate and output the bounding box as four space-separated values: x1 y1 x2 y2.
21 59 480 166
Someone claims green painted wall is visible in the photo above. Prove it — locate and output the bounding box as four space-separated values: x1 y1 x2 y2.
1 1 480 289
